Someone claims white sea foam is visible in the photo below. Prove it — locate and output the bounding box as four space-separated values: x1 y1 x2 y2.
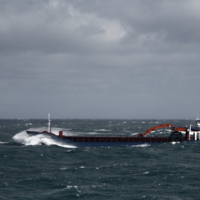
94 129 111 132
131 132 139 136
131 144 150 147
0 141 9 144
25 123 32 126
87 132 98 135
171 141 180 145
12 128 77 148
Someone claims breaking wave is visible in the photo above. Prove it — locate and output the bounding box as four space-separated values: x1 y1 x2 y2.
12 128 77 148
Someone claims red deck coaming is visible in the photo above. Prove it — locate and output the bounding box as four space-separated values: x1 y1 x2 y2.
42 132 187 143
58 136 183 143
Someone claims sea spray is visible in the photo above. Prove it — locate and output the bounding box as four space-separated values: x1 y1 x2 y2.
12 128 77 148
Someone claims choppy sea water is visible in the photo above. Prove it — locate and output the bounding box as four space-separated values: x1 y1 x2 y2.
1 119 200 200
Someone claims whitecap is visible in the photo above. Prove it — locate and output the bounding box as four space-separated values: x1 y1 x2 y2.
25 123 32 126
12 129 77 148
87 132 98 135
131 144 150 147
131 133 139 136
0 141 9 144
171 141 180 145
94 129 111 132
59 167 67 170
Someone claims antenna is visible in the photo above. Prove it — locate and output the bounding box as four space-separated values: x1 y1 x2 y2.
48 113 51 133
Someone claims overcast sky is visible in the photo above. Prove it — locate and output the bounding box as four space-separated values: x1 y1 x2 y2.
1 0 200 119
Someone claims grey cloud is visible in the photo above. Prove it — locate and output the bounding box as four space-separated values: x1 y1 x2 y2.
0 0 200 119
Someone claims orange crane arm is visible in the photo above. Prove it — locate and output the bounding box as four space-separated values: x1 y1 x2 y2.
138 124 175 137
175 127 187 132
138 124 188 137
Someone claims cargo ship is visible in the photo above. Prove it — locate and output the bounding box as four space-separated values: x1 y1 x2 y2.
26 115 200 147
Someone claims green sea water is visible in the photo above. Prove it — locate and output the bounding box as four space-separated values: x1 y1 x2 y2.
0 119 200 200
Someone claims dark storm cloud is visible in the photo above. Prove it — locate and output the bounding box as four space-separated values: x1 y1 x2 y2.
1 0 200 119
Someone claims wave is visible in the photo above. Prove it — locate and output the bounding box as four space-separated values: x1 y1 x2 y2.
171 141 180 145
0 141 9 144
12 128 77 148
94 129 111 132
131 132 139 136
131 144 150 147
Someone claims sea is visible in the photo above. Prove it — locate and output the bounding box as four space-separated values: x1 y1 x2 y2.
1 119 200 200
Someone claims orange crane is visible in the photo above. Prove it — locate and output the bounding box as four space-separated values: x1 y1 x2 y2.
138 124 187 137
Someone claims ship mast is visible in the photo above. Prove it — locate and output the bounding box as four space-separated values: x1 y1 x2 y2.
48 113 51 133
